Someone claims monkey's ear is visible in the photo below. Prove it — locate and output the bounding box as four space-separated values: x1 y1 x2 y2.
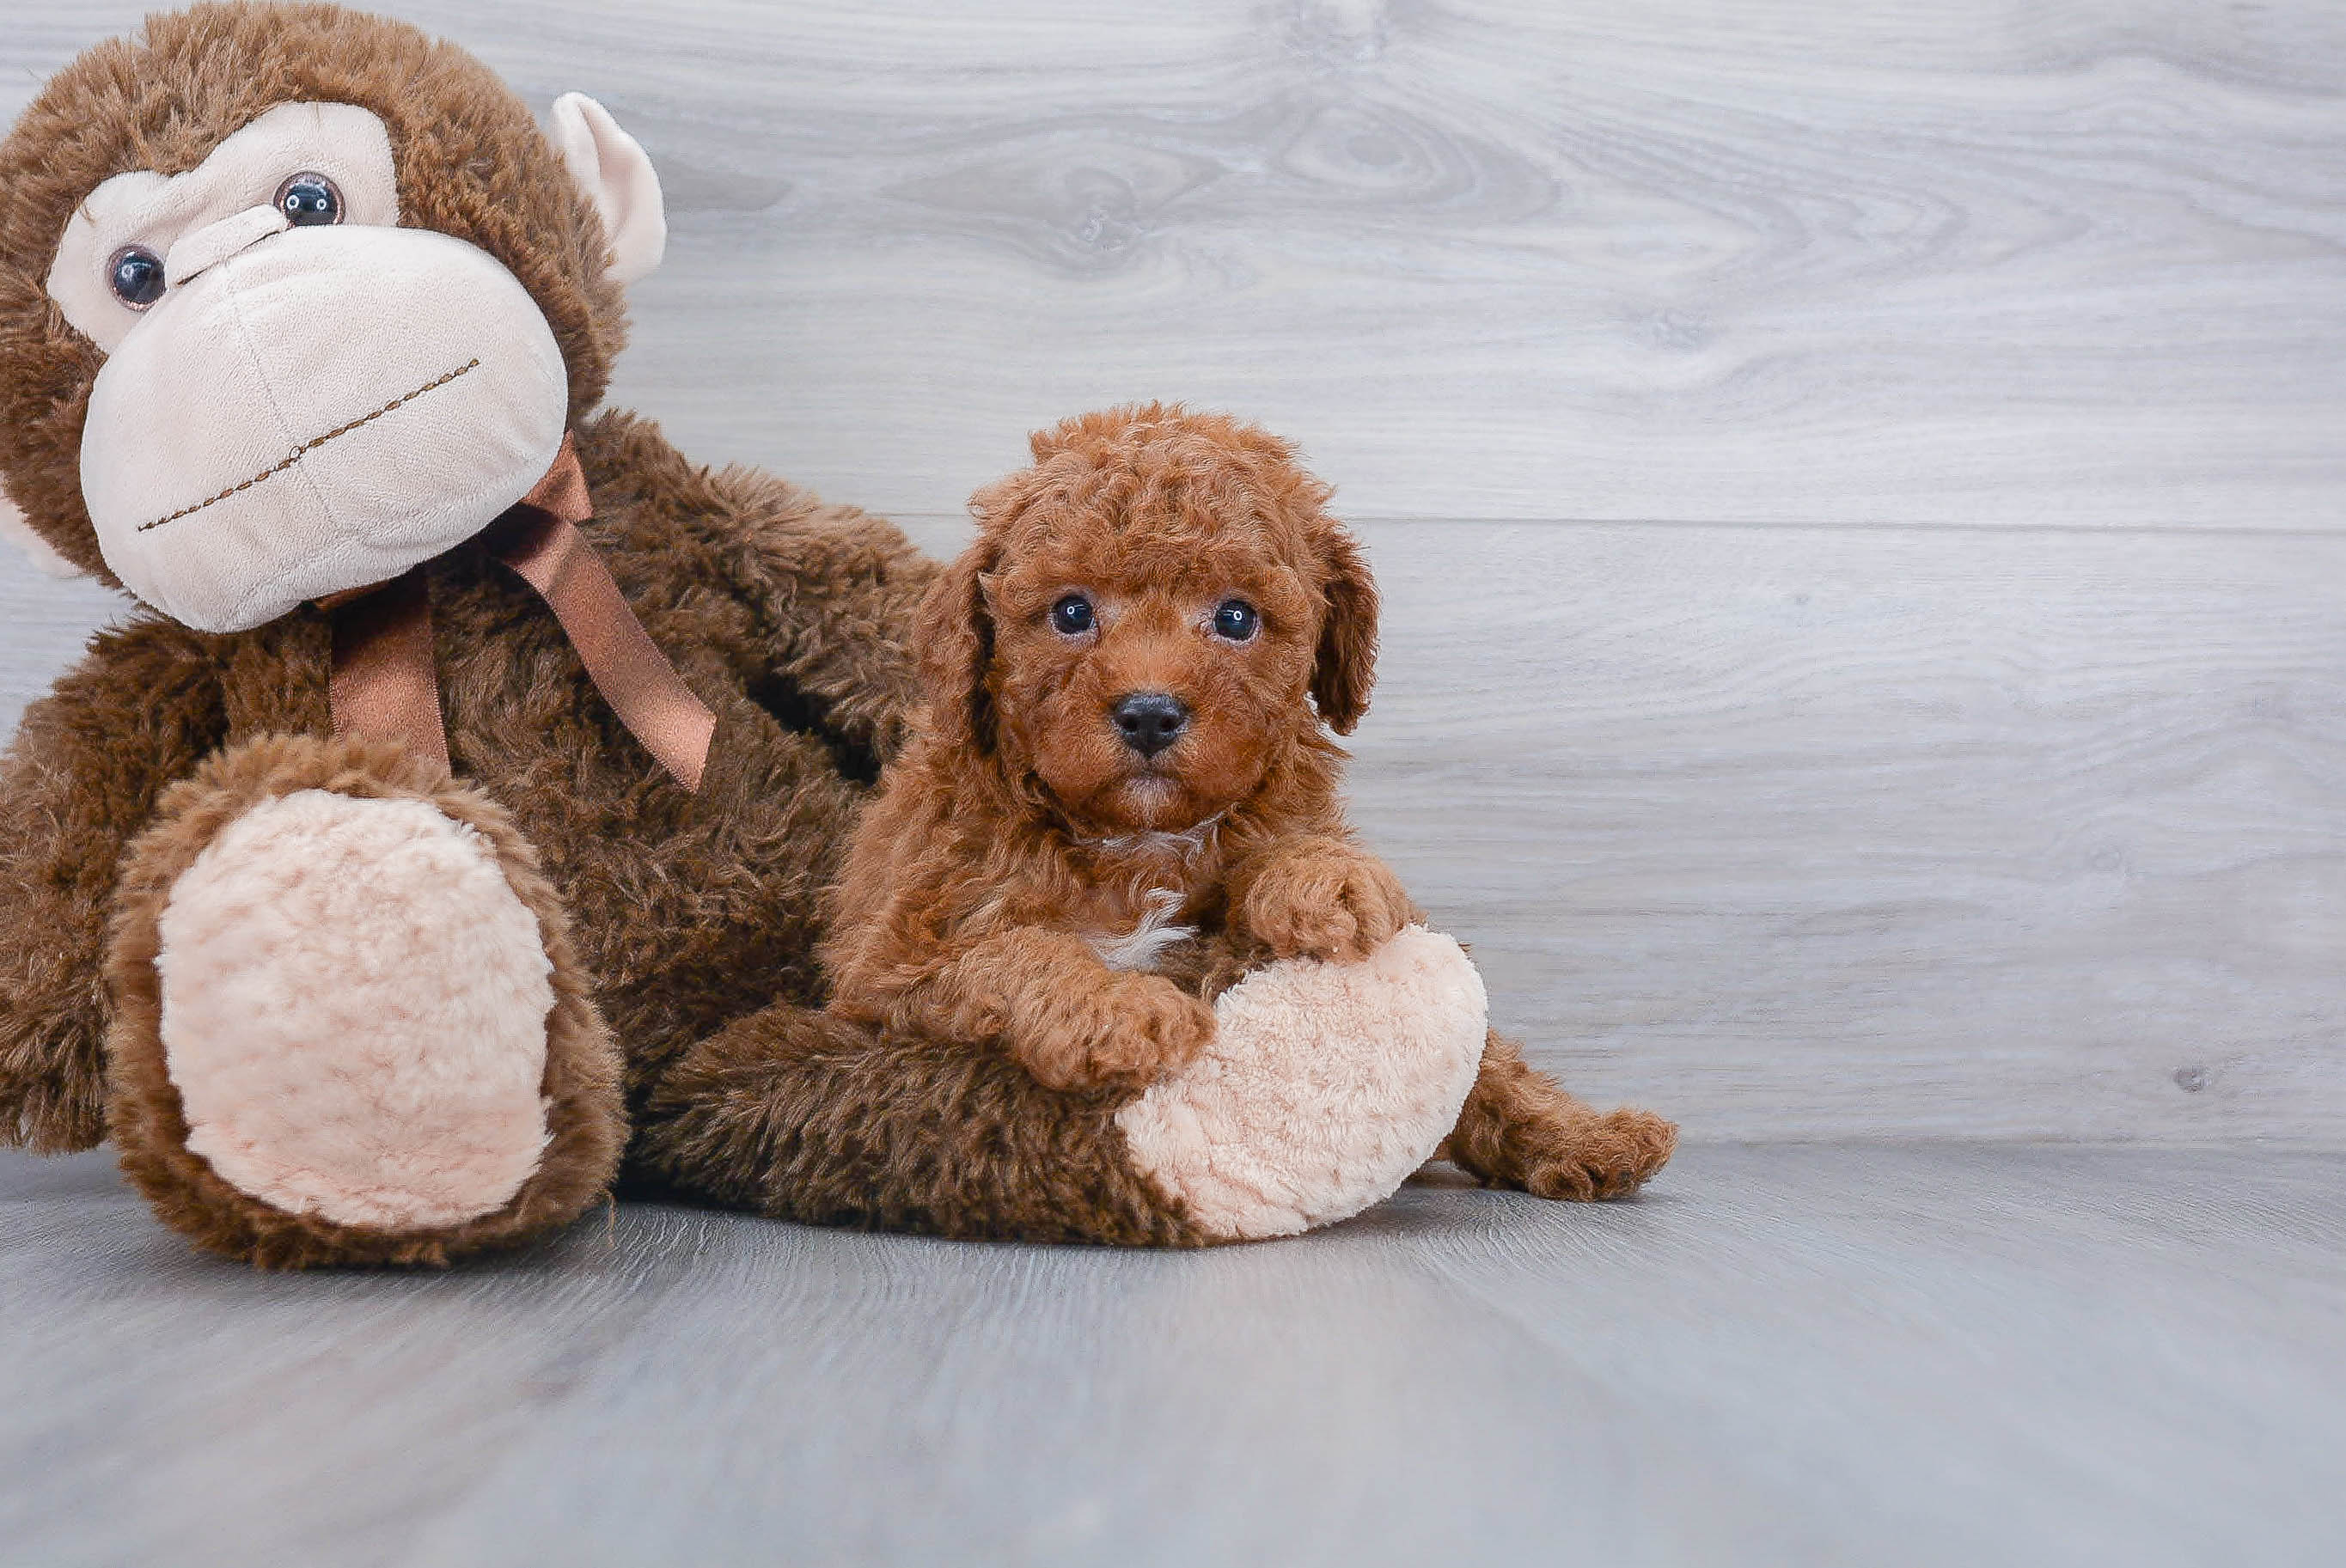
912 542 999 756
1311 524 1379 735
0 485 88 580
551 93 667 287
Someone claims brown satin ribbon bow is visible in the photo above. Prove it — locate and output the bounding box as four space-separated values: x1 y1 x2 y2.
325 434 717 792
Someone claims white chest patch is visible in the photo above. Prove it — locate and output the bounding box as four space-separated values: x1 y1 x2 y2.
1086 888 1196 973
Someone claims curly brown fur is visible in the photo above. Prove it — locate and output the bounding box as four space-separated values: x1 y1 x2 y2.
0 7 937 1261
1440 1034 1677 1199
104 734 626 1267
635 1002 1212 1247
822 405 1396 1094
824 404 1672 1207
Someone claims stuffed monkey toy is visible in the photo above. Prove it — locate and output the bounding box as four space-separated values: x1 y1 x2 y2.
0 3 938 1265
2 4 1662 1265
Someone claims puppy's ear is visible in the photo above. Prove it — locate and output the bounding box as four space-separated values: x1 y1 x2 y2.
913 539 999 753
1311 525 1379 735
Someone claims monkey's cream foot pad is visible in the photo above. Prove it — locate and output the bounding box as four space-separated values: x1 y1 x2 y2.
1117 925 1488 1241
155 789 556 1229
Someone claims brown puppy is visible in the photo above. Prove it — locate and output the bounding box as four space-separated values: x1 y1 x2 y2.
823 405 1674 1201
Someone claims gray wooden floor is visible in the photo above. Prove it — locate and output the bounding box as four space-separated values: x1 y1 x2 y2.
3 1144 2342 1567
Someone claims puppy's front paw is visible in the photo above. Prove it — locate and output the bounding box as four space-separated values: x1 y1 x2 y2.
1015 972 1215 1093
1509 1107 1677 1201
1243 843 1414 963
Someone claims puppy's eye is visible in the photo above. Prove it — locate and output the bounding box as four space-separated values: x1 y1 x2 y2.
107 246 166 309
1051 595 1096 635
275 171 343 227
1212 599 1260 641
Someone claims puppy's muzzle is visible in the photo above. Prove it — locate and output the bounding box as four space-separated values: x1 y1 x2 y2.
1111 692 1189 758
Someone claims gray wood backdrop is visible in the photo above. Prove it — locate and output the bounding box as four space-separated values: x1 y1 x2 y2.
4 0 2343 1143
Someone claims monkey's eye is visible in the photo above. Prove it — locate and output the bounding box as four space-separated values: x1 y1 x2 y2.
274 172 343 227
1212 599 1260 641
1050 595 1096 636
106 246 167 310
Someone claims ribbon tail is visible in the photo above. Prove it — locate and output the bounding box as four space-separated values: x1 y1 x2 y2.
327 566 449 776
489 508 716 794
323 435 712 795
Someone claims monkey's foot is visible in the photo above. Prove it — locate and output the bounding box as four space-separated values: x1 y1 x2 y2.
1115 925 1487 1241
106 735 624 1266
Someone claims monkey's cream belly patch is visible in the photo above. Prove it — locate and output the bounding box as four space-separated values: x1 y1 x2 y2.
1115 925 1486 1241
155 789 555 1229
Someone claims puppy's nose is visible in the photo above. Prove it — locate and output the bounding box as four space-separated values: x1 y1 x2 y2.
1112 692 1189 757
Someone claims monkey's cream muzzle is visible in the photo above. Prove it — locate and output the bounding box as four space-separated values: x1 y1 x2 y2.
79 219 569 632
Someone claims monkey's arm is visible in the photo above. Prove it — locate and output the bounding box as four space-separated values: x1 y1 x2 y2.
0 624 225 1150
735 512 936 766
578 412 938 765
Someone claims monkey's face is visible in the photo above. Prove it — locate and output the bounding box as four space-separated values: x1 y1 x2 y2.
0 6 668 632
46 102 572 631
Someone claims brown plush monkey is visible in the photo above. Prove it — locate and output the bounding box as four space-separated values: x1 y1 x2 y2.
2 4 1658 1265
0 3 937 1266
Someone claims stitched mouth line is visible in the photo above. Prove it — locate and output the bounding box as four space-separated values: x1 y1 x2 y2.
135 357 483 534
